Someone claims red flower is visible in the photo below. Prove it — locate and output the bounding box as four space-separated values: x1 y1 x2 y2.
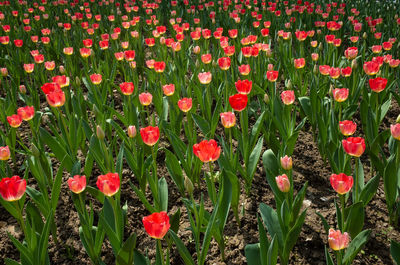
193 139 221 163
281 90 295 105
142 211 170 239
266 70 278 82
329 67 341 79
162 84 175 96
139 92 153 106
178 98 192 112
24 63 34 73
220 112 236 128
332 88 349 102
124 50 135 61
7 114 22 128
229 94 248 112
369 77 387 93
96 173 120 197
46 90 66 107
344 47 358 60
319 65 331 75
154 61 166 73
339 120 357 136
341 67 352 77
294 58 305 69
328 229 350 251
41 82 61 95
90 74 102 85
67 175 87 194
0 176 26 201
391 123 400 140
140 126 160 146
52 75 70 88
363 61 380 75
119 82 134 95
238 64 251 75
218 57 231 70
330 173 353 195
342 137 365 157
17 106 35 121
235 79 252 95
198 72 212 84
201 54 212 64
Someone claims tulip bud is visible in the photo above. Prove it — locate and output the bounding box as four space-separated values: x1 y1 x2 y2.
313 64 318 74
127 125 136 138
363 32 367 39
193 45 200 54
280 155 293 170
351 59 358 69
395 14 398 19
59 65 66 74
396 114 400 124
263 93 269 104
93 104 100 117
0 68 8 77
318 42 323 51
96 125 105 140
31 143 40 157
75 76 81 87
286 79 292 90
19 85 26 94
184 175 194 195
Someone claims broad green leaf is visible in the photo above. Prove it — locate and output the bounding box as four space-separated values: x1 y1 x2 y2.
343 230 371 265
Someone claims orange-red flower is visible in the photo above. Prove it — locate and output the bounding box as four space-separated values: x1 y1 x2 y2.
52 75 70 88
90 74 102 85
7 114 22 128
46 90 66 107
341 67 352 77
67 175 87 194
193 139 221 163
119 82 134 95
342 137 365 157
294 58 305 69
229 94 248 112
235 79 252 95
329 67 341 79
139 92 153 106
344 47 358 60
124 50 135 61
369 77 387 93
363 61 380 75
140 126 160 146
238 64 251 75
281 90 295 105
0 176 26 201
96 173 120 197
266 70 278 82
142 211 170 239
17 106 35 121
332 88 349 102
201 54 212 64
276 174 290 192
280 155 293 170
319 65 331 75
24 63 34 73
339 120 357 136
330 173 353 195
218 57 231 70
154 61 166 73
162 84 175 96
391 124 400 140
220 112 236 128
328 229 350 251
0 146 10 160
178 98 192 112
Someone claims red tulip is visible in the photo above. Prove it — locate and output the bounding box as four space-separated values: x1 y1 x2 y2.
276 174 290 192
193 139 221 163
154 61 166 73
391 124 400 140
67 175 87 194
24 63 34 73
342 137 365 157
201 54 212 64
0 176 26 201
319 65 331 76
281 90 295 105
220 112 236 128
328 229 350 251
0 146 10 160
235 79 252 95
339 120 357 136
7 114 22 128
162 84 175 96
229 93 248 111
329 67 341 79
140 126 160 146
363 61 380 75
280 155 293 170
341 67 352 77
52 75 69 88
119 82 134 96
266 70 279 82
238 64 251 75
124 50 135 61
178 98 192 112
46 90 66 107
139 92 153 106
218 57 231 70
17 106 35 121
369 77 387 93
96 173 120 197
64 47 74 55
294 58 305 69
142 211 170 239
41 82 61 95
344 47 358 60
332 88 349 102
330 173 353 194
80 48 91 58
90 74 102 85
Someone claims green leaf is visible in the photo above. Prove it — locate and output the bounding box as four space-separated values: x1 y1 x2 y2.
5 259 20 265
133 250 149 265
262 150 284 204
192 113 211 137
324 246 335 265
164 149 184 194
384 155 399 213
129 181 157 213
169 230 195 265
359 174 380 207
345 202 364 239
116 233 137 265
291 182 308 223
259 203 284 249
51 157 67 211
158 177 168 212
199 201 220 265
244 243 262 265
391 240 400 265
316 212 330 234
246 137 263 182
85 186 105 204
343 229 370 265
38 210 54 265
258 215 269 265
267 236 279 265
169 209 181 234
282 210 307 263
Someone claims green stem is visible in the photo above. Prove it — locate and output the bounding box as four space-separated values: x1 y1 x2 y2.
14 201 26 237
340 194 346 232
354 158 360 203
157 239 164 265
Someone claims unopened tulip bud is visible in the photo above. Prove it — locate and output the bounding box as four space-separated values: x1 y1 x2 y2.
75 76 81 86
276 174 290 192
318 43 323 51
280 155 293 170
184 175 194 195
396 114 400 124
363 32 367 39
263 93 269 103
286 79 292 90
267 64 274 71
313 64 318 74
59 65 66 74
127 125 136 138
193 45 200 54
19 85 26 94
31 143 40 157
395 14 398 19
96 125 105 140
266 49 273 57
351 59 358 69
0 68 8 77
